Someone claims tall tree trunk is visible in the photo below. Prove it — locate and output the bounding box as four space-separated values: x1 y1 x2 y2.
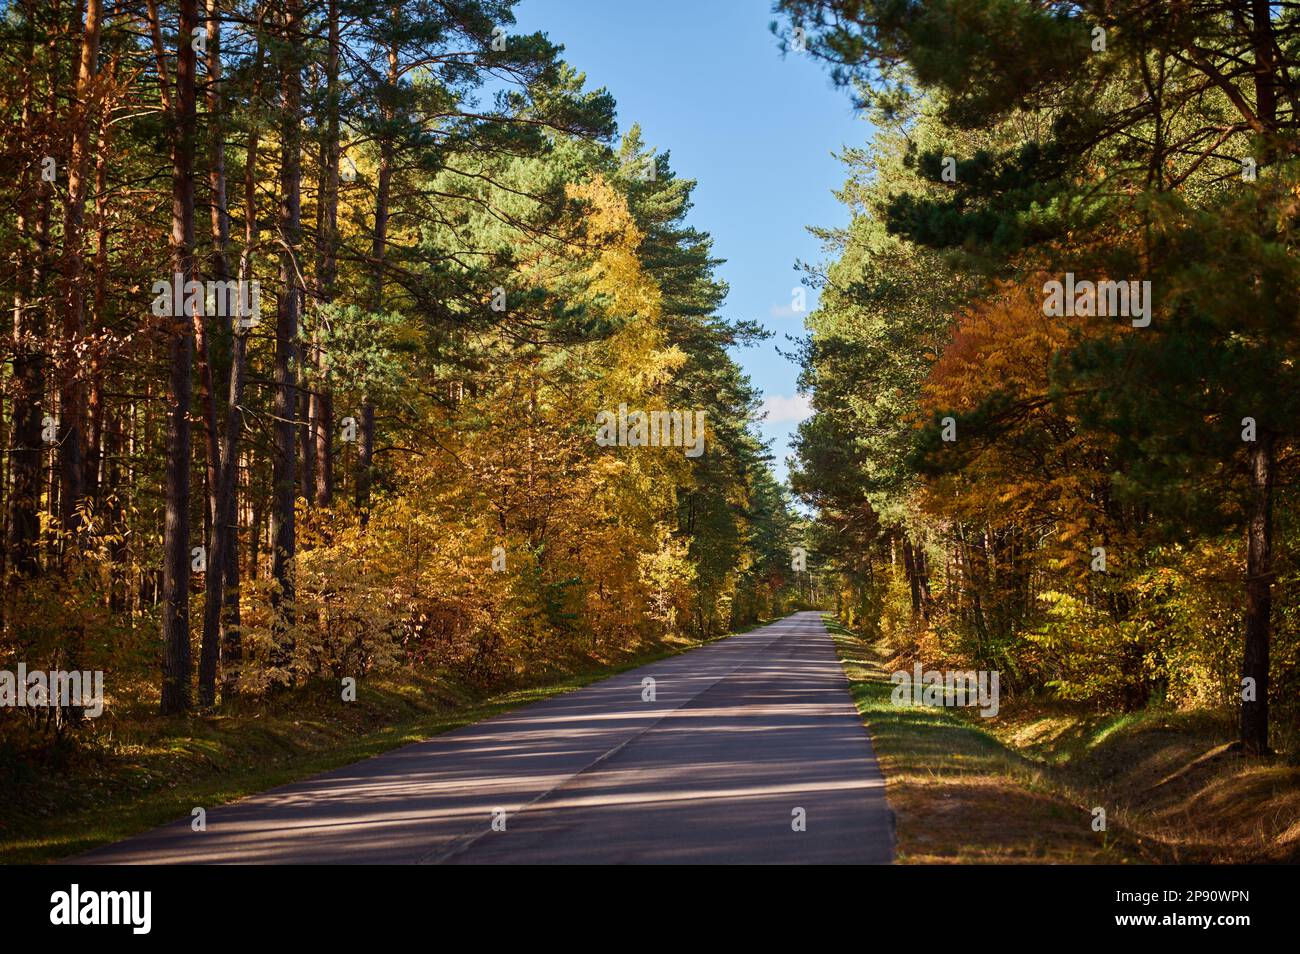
356 399 374 521
86 101 112 506
158 0 200 715
191 294 221 705
1241 432 1274 755
219 22 267 700
106 413 126 613
914 541 931 620
270 0 303 657
59 0 104 545
49 0 104 725
8 0 46 582
1237 0 1278 754
901 535 922 617
311 0 340 508
198 0 231 706
309 364 334 506
358 29 397 523
58 0 103 550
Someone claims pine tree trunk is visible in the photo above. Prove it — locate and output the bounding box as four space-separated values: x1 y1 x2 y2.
1241 432 1274 755
198 0 231 707
915 541 931 619
57 0 102 546
270 0 303 658
8 3 44 582
160 0 200 715
1238 0 1279 757
86 104 112 505
901 535 922 617
298 348 313 502
219 25 266 701
358 32 396 523
311 0 340 509
357 398 375 523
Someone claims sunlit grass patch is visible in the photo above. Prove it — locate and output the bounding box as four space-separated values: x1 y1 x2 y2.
827 614 1154 863
829 612 1300 863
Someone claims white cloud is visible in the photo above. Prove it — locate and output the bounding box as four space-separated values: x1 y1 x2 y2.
758 393 813 424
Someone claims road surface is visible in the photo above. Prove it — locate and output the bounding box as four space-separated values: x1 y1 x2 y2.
75 611 893 864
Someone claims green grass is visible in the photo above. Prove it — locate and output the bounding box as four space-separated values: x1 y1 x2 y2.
827 615 1155 863
829 613 1300 863
1 618 776 865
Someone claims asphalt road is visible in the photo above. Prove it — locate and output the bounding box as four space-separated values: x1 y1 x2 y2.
76 611 893 864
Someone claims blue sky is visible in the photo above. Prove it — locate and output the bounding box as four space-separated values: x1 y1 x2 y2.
511 0 869 482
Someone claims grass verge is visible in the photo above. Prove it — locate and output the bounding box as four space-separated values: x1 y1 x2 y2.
826 614 1294 863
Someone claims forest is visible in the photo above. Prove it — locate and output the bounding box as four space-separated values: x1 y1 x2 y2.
782 0 1300 759
4 0 1299 872
0 0 805 746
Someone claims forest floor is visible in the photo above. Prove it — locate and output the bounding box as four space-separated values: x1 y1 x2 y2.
829 616 1300 864
0 622 767 865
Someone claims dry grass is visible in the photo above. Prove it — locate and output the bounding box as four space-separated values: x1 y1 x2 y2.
829 615 1300 864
